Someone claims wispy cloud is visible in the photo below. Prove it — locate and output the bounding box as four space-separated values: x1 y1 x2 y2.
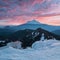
0 0 60 25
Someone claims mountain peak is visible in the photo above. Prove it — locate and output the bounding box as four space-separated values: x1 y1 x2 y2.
26 20 40 24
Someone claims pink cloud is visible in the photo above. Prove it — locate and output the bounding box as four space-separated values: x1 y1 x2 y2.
0 0 60 26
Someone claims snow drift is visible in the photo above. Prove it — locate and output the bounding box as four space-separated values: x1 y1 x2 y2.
0 39 60 60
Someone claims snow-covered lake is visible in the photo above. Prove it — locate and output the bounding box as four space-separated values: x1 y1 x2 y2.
0 39 60 60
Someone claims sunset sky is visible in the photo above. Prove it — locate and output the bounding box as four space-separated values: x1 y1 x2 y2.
0 0 60 26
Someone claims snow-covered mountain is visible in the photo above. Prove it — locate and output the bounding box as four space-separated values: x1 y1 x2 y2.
26 20 40 24
0 20 59 32
0 20 60 60
5 20 60 32
0 20 60 36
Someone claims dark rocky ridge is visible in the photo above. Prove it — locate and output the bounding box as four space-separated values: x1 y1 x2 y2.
0 28 60 48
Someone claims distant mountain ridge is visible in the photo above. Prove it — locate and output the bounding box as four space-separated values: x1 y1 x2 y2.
0 20 60 35
52 30 60 35
3 20 60 32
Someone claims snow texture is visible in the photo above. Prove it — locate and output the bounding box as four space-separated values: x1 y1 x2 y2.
0 39 60 60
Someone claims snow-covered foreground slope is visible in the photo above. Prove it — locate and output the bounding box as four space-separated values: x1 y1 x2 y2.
0 39 60 60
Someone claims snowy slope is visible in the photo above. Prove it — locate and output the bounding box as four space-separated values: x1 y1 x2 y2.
0 39 60 60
